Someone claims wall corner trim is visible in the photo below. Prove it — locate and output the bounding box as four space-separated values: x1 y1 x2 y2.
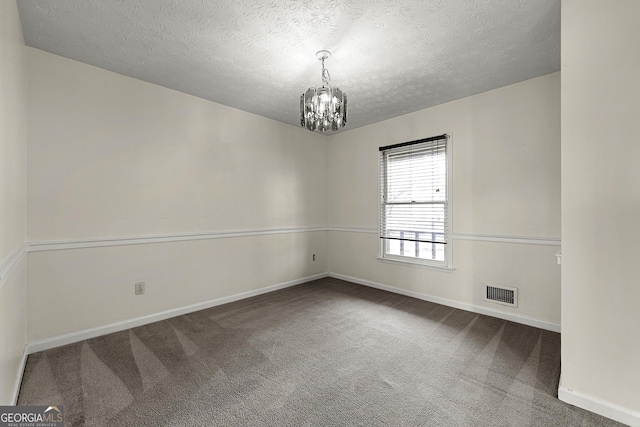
25 272 329 354
558 385 640 427
0 243 29 289
328 272 561 333
11 347 29 405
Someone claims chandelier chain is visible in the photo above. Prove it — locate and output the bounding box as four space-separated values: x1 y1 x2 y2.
321 58 331 87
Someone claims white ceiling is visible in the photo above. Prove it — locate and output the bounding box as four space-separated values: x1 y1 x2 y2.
17 0 560 132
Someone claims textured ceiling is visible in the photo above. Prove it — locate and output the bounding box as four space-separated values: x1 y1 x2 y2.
17 0 560 133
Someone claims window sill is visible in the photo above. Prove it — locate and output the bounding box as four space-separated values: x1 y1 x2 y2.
377 256 454 273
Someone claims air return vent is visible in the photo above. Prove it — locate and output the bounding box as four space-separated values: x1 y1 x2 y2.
484 284 518 307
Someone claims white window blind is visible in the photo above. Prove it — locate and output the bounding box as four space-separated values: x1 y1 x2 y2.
379 134 449 264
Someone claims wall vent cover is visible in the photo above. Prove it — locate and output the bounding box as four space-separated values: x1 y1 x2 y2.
484 284 518 307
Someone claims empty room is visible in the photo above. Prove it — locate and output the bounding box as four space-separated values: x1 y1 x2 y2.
1 0 639 426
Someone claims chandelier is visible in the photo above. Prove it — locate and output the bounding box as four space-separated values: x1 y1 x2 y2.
300 50 347 132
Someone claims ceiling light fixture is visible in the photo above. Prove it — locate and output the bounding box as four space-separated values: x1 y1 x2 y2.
300 50 347 132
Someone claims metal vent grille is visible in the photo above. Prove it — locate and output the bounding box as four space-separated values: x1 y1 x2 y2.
485 284 518 307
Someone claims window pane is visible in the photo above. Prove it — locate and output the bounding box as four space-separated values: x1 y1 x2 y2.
386 238 401 256
384 204 446 243
387 149 446 203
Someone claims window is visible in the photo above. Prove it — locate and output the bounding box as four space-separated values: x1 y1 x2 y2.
379 134 452 269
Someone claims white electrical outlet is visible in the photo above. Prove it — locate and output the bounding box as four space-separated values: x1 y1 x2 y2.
135 281 145 295
313 254 316 261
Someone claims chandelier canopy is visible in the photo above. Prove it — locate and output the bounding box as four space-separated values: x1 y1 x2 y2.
300 50 347 132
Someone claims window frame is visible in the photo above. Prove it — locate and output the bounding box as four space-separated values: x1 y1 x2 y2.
377 134 453 271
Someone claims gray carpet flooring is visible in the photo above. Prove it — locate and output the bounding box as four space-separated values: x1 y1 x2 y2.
18 277 623 426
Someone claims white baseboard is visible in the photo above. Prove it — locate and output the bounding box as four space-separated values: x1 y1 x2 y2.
11 346 29 405
328 272 561 333
559 384 640 427
26 272 329 354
